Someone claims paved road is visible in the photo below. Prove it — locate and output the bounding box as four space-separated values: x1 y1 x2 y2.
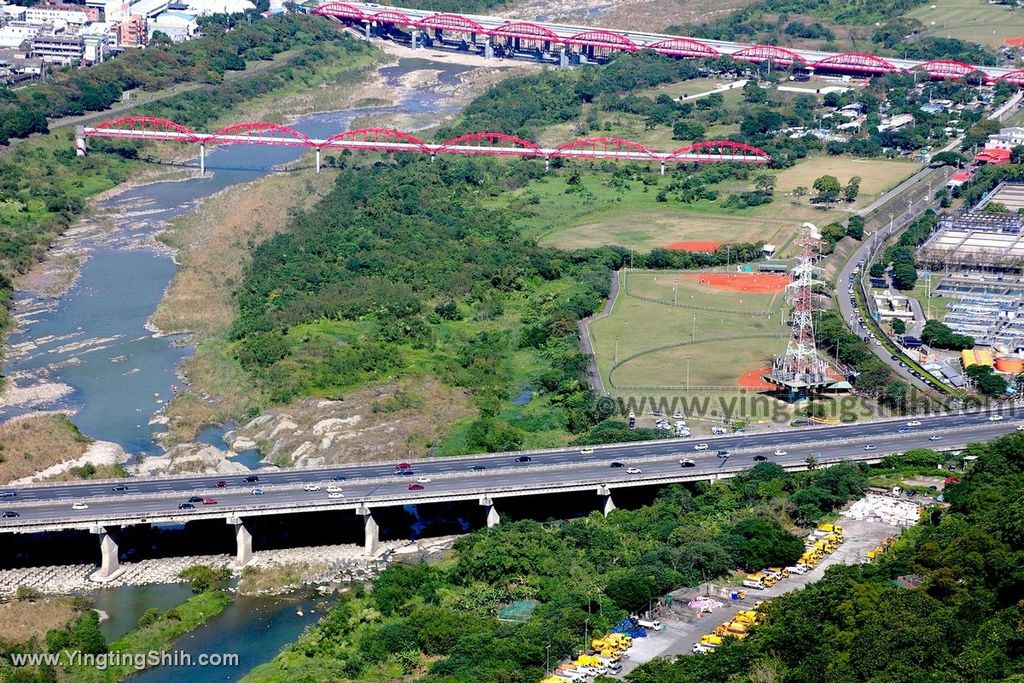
837 166 951 392
1 408 1019 530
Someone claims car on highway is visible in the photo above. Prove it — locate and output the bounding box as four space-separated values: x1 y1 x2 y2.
328 492 345 499
753 455 768 461
396 462 411 470
178 503 195 510
408 483 424 491
579 448 594 455
626 467 642 474
897 427 909 434
774 449 787 456
327 485 344 493
2 510 20 518
679 459 695 467
112 484 128 492
694 443 708 451
71 502 88 510
202 498 217 505
989 414 1005 421
398 470 414 476
467 465 486 471
243 475 259 483
187 496 204 503
864 444 877 450
304 484 320 492
610 461 624 468
215 480 227 488
416 477 431 483
251 487 264 495
0 490 16 499
929 435 942 441
907 420 921 427
717 451 730 459
330 475 346 482
514 456 532 463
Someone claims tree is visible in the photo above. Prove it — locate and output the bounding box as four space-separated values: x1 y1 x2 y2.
742 80 768 103
869 262 886 278
891 261 918 290
813 175 841 202
965 364 1009 396
793 186 808 197
892 318 907 334
846 215 865 240
843 176 861 203
930 150 965 167
753 173 776 195
179 565 230 593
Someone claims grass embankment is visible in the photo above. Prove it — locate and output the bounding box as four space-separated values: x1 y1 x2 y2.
0 414 91 484
905 0 1024 48
0 596 80 645
63 591 231 683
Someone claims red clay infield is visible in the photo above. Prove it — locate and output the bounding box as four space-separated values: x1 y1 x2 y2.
666 241 723 252
684 272 790 293
736 367 776 391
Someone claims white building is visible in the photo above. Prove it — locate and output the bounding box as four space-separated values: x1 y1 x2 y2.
985 126 1024 150
82 25 109 62
1 5 28 20
31 32 84 64
148 9 196 42
0 21 43 49
25 4 90 26
182 0 254 14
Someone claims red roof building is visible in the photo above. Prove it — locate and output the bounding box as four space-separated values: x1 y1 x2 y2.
974 148 1012 165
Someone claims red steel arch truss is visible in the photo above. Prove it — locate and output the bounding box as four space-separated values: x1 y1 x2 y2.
566 30 638 52
311 2 365 19
730 45 804 66
490 21 560 44
416 12 484 34
916 59 982 80
999 69 1024 86
811 53 898 74
83 117 770 165
646 37 720 59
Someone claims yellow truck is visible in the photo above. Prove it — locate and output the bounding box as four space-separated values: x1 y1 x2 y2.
734 609 764 626
765 566 790 580
743 573 769 589
713 621 750 638
693 634 723 654
817 523 843 536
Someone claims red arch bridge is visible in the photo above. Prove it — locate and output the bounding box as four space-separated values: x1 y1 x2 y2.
76 117 771 174
311 2 1024 85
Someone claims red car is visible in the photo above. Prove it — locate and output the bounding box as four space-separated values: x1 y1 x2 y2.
408 483 424 491
214 481 227 488
396 462 411 470
202 498 218 505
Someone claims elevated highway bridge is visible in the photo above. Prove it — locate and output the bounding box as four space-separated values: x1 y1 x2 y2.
0 408 1019 581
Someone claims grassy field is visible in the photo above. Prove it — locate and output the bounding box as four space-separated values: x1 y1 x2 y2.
908 280 957 321
0 596 79 645
773 157 919 199
906 0 1024 48
0 414 91 484
590 271 791 418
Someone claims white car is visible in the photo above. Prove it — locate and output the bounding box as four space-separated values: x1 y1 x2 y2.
626 467 642 474
906 420 921 427
928 435 942 441
864 444 877 450
417 477 432 483
774 449 787 456
328 492 345 499
580 448 594 455
326 485 344 494
989 414 1005 422
71 502 88 510
303 483 320 492
694 443 709 451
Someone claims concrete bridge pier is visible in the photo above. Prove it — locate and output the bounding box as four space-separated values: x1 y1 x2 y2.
315 147 321 174
228 516 253 568
544 157 550 172
88 525 123 583
75 125 87 156
479 496 500 528
484 37 493 59
660 161 666 176
411 29 420 49
559 48 569 68
199 142 206 175
597 485 615 516
357 504 379 555
363 20 372 40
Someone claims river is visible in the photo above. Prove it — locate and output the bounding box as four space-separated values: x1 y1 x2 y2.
1 58 472 454
3 56 474 679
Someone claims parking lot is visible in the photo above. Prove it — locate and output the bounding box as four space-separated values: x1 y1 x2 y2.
614 515 904 676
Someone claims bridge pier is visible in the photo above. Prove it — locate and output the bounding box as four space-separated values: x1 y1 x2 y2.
88 526 123 583
228 516 253 568
357 504 380 555
363 20 371 40
479 496 500 528
660 161 666 176
315 147 321 174
544 157 550 172
484 37 493 59
411 29 420 49
75 125 87 157
199 142 206 175
597 485 615 517
559 48 569 68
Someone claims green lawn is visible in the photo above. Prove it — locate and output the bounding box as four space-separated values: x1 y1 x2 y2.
906 0 1024 48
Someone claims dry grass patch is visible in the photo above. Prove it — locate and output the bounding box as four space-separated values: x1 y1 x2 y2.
0 414 91 485
0 597 81 645
152 170 336 338
774 157 919 208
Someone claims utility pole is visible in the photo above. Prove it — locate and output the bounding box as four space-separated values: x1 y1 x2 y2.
546 645 551 676
584 618 589 654
692 313 697 342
